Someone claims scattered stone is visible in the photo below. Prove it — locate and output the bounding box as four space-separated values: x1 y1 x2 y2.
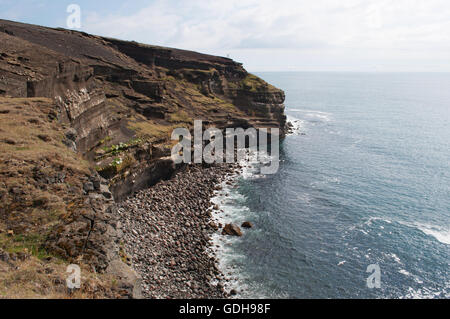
83 182 95 192
102 190 112 200
37 134 51 142
209 222 219 230
115 164 237 299
92 179 101 191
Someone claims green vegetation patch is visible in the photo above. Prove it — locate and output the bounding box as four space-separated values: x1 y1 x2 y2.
0 232 54 260
102 138 143 156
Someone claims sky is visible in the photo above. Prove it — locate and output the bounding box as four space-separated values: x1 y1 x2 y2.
1 0 450 72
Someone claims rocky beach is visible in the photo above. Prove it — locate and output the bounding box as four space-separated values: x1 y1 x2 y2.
117 163 243 299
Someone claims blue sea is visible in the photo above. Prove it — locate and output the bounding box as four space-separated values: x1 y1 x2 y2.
211 72 450 299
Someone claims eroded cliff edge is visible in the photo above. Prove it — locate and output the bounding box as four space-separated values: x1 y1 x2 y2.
0 19 286 298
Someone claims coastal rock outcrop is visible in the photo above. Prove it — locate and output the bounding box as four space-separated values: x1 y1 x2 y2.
222 224 243 237
241 221 254 229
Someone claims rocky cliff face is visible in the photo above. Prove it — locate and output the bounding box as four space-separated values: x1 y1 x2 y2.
0 19 286 296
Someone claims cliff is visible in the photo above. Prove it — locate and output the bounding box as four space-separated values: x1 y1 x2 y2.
0 19 286 298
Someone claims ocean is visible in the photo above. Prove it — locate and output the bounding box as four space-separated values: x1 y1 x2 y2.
210 72 450 299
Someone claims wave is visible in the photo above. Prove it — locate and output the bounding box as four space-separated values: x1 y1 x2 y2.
398 221 450 245
357 217 449 246
399 269 411 276
288 108 332 122
207 153 282 298
286 114 305 135
414 223 450 245
401 285 450 299
364 216 393 226
288 108 331 115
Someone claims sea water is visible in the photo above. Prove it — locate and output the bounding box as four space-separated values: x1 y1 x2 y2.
211 72 450 299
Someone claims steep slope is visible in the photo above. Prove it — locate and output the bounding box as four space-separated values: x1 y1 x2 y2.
0 19 286 297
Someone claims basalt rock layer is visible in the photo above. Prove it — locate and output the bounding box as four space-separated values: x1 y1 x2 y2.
0 19 286 297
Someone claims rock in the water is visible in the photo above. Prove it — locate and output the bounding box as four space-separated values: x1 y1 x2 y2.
241 221 253 229
222 223 243 237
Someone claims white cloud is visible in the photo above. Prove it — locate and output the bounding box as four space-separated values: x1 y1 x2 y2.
82 0 450 71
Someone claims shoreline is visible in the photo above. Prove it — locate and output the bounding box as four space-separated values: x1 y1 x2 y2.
116 163 242 299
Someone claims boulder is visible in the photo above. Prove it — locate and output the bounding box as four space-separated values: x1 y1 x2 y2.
222 223 243 237
83 182 95 192
65 128 78 141
241 221 253 229
100 184 113 199
106 259 143 299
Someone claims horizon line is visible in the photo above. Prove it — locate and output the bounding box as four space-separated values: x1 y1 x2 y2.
249 70 450 73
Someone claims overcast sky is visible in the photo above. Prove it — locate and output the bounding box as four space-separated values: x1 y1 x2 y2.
2 0 450 72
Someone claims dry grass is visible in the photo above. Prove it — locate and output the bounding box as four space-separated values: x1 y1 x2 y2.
0 97 91 173
0 256 119 299
128 116 180 142
167 109 192 124
0 97 120 299
241 73 277 92
0 97 91 234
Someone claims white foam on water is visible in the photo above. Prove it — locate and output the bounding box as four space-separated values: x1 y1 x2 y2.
310 176 341 188
398 220 450 245
414 223 450 245
390 253 401 264
399 269 411 276
286 114 306 135
289 108 331 116
364 216 393 226
401 284 450 299
288 108 332 122
206 154 283 298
